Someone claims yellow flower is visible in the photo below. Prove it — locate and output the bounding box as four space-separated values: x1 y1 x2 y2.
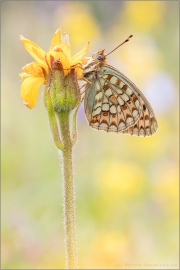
20 28 89 109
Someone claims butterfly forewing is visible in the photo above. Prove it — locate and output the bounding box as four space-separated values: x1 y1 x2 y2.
84 65 158 136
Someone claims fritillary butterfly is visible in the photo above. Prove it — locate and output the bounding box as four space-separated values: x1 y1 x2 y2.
82 36 158 137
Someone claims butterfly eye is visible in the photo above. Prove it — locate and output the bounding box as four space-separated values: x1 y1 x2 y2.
97 55 104 61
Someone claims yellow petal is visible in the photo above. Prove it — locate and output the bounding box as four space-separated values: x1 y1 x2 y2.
71 42 90 66
20 35 46 67
49 28 62 50
49 28 71 59
61 33 71 60
74 57 91 80
19 72 30 81
75 67 83 80
22 62 45 77
20 76 45 109
48 28 71 62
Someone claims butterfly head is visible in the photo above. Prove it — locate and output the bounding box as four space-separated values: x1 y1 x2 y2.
81 49 107 80
92 49 107 64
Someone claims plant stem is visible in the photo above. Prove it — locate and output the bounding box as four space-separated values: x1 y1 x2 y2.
58 111 78 269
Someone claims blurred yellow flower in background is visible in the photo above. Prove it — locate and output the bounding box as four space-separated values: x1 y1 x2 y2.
89 232 124 268
98 161 145 200
19 28 89 108
54 2 100 47
124 1 166 31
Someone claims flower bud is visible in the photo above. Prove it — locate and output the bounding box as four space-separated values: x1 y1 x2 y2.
46 59 81 113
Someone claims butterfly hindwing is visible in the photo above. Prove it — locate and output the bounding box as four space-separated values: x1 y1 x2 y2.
105 65 158 136
84 65 158 136
122 99 158 136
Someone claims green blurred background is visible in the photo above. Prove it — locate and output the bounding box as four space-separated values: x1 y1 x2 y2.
1 1 179 269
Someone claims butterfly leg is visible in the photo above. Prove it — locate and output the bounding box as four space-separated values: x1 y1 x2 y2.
79 83 92 103
80 82 91 96
79 77 92 97
83 77 92 84
81 96 85 103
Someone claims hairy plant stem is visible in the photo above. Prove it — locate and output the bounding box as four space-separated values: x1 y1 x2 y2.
44 65 80 268
58 111 78 269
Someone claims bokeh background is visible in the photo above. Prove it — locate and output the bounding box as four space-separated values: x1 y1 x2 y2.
1 1 179 269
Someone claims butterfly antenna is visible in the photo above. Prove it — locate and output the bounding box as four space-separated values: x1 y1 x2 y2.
105 35 133 56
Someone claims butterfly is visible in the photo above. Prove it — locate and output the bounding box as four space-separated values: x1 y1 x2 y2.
82 36 158 137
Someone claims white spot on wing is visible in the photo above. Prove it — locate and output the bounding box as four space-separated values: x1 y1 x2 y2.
94 102 101 110
117 96 125 105
110 105 116 114
91 122 99 128
119 121 126 128
116 89 123 95
105 88 112 97
120 82 124 88
92 107 101 117
109 125 117 132
103 96 108 103
99 123 108 130
132 110 138 117
110 76 117 84
95 82 101 91
102 103 109 111
117 105 121 112
99 77 105 85
135 100 140 107
125 87 133 95
126 116 133 124
95 91 103 100
121 93 130 102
